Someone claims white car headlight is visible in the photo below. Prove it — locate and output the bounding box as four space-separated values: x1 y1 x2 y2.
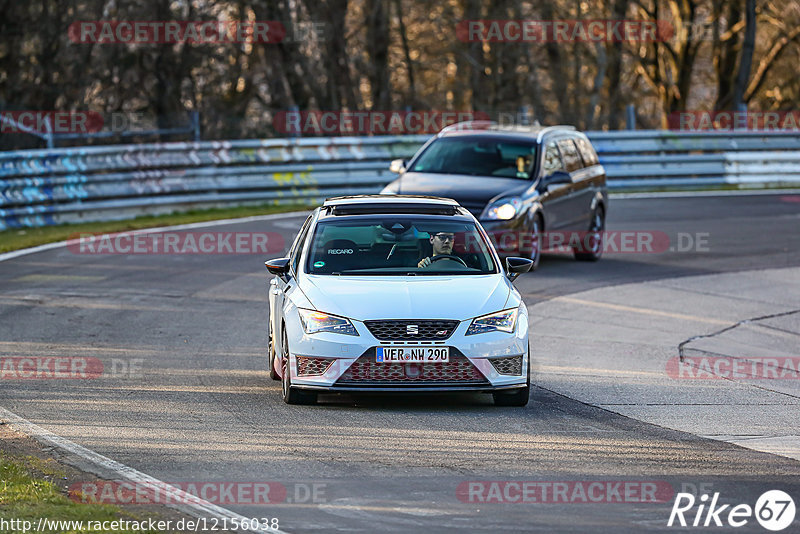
465 308 518 335
484 198 522 220
298 309 359 336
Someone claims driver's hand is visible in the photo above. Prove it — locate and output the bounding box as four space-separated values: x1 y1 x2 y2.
417 257 431 268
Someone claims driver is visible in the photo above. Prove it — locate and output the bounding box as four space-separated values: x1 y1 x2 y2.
417 232 457 268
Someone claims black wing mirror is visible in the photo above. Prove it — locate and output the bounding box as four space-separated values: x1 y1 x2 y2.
265 257 291 278
541 170 572 189
505 257 534 281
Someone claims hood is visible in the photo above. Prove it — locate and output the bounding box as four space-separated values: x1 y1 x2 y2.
298 274 512 321
391 172 532 209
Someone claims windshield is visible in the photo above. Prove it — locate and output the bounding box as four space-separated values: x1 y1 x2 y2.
305 216 498 275
408 136 538 179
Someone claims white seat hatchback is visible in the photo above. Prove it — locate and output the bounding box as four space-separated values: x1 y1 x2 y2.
266 195 534 405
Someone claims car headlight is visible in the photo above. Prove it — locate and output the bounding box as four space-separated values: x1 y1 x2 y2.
465 308 518 335
484 198 522 220
298 309 359 336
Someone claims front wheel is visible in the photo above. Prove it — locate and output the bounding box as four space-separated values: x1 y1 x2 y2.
281 327 317 405
524 215 543 270
268 323 279 380
574 206 604 262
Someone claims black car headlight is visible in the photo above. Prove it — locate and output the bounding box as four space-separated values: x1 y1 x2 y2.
298 309 359 336
466 308 518 335
484 198 522 220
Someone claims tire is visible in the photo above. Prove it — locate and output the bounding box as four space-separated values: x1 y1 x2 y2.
574 206 605 262
493 347 531 407
280 327 317 405
524 214 543 271
268 323 279 381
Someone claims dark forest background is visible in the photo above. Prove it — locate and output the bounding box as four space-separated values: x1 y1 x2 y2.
1 0 800 148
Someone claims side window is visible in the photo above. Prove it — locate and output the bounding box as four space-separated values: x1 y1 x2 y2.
558 139 582 172
576 137 599 166
542 141 564 177
289 216 313 272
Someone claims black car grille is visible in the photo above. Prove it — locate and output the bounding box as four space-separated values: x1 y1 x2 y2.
297 356 334 376
489 355 524 376
364 320 460 341
336 350 488 385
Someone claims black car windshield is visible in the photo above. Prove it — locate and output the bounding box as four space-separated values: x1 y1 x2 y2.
305 216 498 275
408 136 538 179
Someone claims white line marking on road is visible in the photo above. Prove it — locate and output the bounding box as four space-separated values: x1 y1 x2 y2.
0 212 311 532
0 407 289 534
0 210 311 264
0 213 312 531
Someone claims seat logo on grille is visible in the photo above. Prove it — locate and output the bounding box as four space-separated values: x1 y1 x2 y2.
406 325 418 335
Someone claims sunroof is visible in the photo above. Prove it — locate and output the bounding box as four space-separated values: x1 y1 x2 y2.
329 203 460 216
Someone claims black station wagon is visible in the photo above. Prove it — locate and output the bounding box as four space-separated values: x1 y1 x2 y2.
381 122 608 268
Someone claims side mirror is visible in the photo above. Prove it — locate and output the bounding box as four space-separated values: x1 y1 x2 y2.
541 170 572 189
505 257 534 281
265 257 291 278
389 159 407 174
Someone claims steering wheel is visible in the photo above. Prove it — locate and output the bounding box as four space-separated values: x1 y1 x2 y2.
430 254 468 267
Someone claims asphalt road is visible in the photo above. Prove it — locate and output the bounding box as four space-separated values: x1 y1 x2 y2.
1 193 799 533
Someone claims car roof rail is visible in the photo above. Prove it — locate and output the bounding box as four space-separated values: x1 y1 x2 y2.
535 125 577 141
439 121 577 140
439 120 498 133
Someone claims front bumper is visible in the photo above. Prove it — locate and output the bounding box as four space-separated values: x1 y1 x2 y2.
285 311 529 393
294 383 527 393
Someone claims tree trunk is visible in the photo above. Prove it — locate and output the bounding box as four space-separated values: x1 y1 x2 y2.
366 0 391 110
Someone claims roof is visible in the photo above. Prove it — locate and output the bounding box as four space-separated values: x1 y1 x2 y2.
438 121 576 143
322 195 464 216
323 195 460 207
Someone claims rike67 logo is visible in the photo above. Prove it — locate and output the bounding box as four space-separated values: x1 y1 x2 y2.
668 490 796 531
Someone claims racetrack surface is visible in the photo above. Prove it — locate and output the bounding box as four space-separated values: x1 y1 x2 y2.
1 194 799 532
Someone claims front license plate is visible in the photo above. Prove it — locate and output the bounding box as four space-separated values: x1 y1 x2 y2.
376 347 450 363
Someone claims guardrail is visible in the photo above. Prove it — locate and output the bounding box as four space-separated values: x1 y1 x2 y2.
1 130 799 229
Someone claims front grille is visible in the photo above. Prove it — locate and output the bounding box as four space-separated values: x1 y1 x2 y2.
364 320 460 341
297 356 334 376
489 355 524 376
336 350 488 385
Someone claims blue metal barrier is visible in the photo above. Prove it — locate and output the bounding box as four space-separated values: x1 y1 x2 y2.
1 131 798 230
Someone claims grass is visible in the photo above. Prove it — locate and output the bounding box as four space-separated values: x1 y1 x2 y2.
0 203 309 254
0 454 167 533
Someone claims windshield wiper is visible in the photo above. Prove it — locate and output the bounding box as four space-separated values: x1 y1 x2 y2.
335 270 400 275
